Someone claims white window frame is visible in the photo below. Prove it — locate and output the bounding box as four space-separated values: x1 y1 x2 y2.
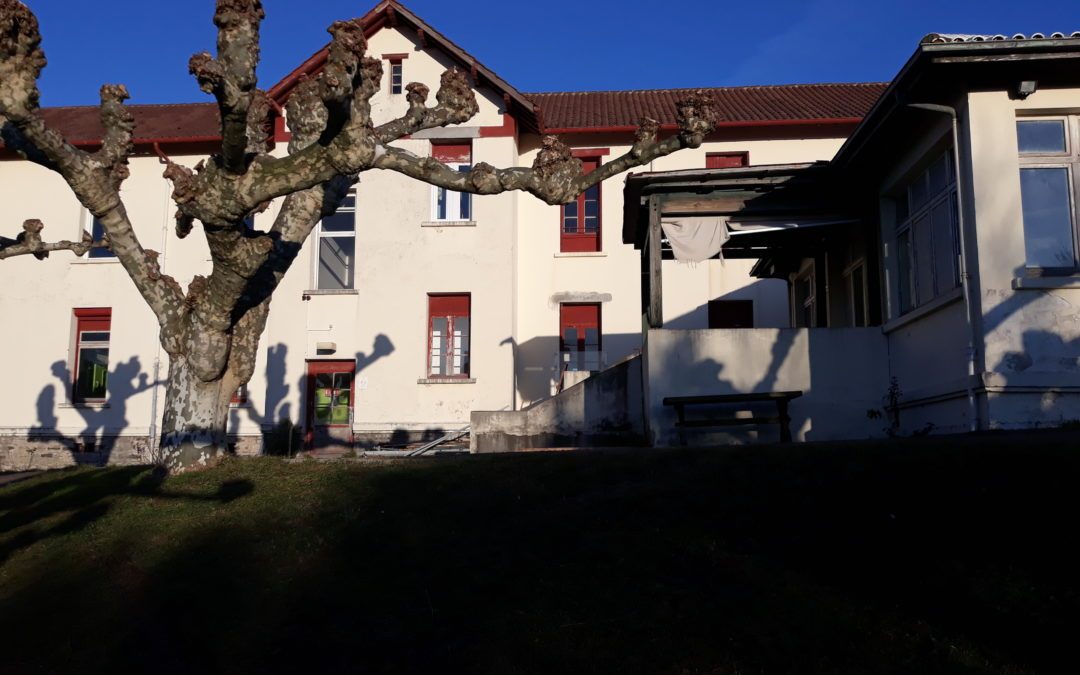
431 163 472 222
80 209 118 262
1017 115 1080 272
792 261 817 328
389 59 403 95
893 150 960 316
312 189 357 290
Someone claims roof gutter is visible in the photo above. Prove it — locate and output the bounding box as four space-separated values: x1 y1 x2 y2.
543 117 864 136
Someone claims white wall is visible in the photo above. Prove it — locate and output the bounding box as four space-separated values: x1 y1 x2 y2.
644 328 889 446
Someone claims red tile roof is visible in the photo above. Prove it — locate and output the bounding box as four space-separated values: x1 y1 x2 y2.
2 103 220 149
527 83 888 133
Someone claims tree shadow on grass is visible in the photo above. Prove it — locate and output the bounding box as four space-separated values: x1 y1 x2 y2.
2 436 1080 673
0 466 253 566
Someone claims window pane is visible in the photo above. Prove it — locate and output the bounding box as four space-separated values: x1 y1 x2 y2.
928 154 950 197
314 373 333 389
851 266 867 327
931 197 959 294
89 217 116 259
314 388 332 406
430 317 448 375
895 195 909 225
318 237 354 290
436 187 447 220
331 405 350 424
333 372 352 389
1018 120 1066 154
321 210 354 233
458 166 471 220
80 331 110 343
314 406 331 425
909 173 929 211
1020 167 1076 268
76 347 109 400
897 230 914 314
913 214 935 306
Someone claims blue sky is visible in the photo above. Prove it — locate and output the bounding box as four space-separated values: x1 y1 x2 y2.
29 0 1080 107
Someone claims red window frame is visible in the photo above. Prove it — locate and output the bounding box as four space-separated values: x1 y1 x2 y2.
559 303 601 371
706 152 750 169
560 157 602 252
73 308 112 403
427 294 471 379
305 360 356 429
708 299 754 328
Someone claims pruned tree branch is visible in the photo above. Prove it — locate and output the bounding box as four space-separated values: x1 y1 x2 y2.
0 219 105 260
373 93 718 205
0 0 183 322
190 0 265 174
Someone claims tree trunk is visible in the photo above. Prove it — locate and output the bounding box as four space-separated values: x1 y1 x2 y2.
158 355 234 472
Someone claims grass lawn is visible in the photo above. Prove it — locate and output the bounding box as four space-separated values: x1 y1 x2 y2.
2 433 1078 674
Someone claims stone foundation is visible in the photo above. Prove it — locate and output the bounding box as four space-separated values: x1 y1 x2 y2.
1 433 269 471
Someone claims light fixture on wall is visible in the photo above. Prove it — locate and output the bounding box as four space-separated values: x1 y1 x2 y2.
316 342 337 355
1016 80 1038 99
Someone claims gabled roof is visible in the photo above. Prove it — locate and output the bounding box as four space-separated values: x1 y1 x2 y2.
527 83 887 133
267 0 539 131
0 103 221 151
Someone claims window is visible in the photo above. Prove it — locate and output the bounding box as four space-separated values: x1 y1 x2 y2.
706 152 749 169
846 261 868 327
793 265 817 328
230 385 249 406
315 188 356 290
431 142 472 222
428 294 471 378
560 303 601 371
893 151 959 314
561 157 601 252
1017 117 1080 270
73 308 111 402
88 216 115 259
389 58 403 95
708 300 754 328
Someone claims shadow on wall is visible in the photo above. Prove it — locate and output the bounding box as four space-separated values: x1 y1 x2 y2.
25 357 161 468
513 332 643 407
230 334 396 454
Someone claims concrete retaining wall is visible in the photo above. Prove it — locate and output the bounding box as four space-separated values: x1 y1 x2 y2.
471 355 645 452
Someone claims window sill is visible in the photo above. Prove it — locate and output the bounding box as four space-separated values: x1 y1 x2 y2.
882 287 963 334
421 221 476 228
1012 274 1080 290
60 402 110 410
69 258 120 265
303 289 359 296
417 378 476 385
554 251 607 258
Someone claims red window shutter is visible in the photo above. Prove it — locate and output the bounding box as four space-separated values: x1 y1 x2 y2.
75 307 112 332
706 152 749 169
559 303 601 349
431 142 472 164
429 293 470 317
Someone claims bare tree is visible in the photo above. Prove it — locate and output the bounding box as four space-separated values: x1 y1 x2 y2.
0 0 717 471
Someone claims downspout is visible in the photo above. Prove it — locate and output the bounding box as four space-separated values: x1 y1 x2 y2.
147 144 172 457
906 103 981 432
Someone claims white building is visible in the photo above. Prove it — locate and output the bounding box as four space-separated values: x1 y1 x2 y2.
480 31 1080 451
0 1 883 468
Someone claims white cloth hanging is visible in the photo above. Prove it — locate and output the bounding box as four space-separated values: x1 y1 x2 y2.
660 217 730 263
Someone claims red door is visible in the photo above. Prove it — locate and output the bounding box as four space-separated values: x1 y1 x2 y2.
560 303 601 372
305 360 356 450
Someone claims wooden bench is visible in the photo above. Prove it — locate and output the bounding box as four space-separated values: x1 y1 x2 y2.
663 391 804 444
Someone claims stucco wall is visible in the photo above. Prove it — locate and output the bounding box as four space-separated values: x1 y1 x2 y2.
964 88 1080 430
644 328 889 446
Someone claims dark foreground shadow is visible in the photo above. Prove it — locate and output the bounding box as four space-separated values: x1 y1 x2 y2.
2 433 1080 674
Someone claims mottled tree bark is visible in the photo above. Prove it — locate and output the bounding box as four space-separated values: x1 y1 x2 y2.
0 0 717 472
